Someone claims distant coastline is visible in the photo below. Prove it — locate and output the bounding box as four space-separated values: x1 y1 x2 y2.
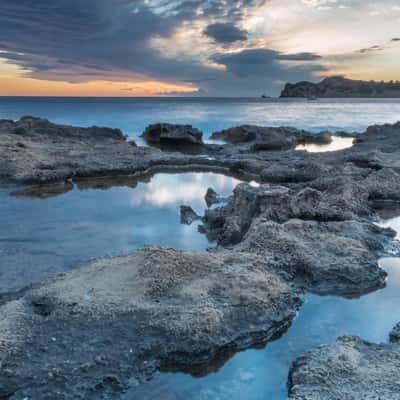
280 76 400 98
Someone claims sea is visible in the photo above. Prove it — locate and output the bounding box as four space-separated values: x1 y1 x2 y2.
1 97 400 140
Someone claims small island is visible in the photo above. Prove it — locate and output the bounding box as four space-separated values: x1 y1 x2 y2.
280 76 400 98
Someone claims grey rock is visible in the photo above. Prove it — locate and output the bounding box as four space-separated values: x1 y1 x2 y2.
1 116 400 398
210 125 332 151
0 117 224 184
0 247 301 399
205 187 219 207
260 161 329 183
390 322 400 343
204 187 229 207
180 205 201 225
142 123 203 145
199 182 395 295
288 331 400 400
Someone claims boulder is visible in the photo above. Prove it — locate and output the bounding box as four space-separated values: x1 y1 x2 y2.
142 123 203 145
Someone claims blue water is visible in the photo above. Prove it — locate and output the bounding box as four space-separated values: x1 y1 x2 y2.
0 173 239 293
1 97 400 139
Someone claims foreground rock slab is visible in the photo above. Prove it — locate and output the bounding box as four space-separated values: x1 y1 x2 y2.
288 324 400 400
0 247 301 399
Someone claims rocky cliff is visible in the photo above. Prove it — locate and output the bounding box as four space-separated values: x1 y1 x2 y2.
280 76 400 98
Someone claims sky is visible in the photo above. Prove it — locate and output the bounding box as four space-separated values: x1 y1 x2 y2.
0 0 400 97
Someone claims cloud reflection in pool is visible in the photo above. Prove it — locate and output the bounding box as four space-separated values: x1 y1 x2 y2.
0 172 239 293
130 173 239 213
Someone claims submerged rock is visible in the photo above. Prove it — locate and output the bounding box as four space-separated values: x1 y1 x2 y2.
10 181 74 199
0 247 301 399
288 324 400 400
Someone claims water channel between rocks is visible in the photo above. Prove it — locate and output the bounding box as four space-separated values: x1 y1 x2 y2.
0 171 399 400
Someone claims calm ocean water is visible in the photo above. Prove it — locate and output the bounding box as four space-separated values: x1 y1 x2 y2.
1 97 400 399
1 97 400 138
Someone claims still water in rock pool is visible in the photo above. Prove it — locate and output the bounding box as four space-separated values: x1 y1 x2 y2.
0 172 399 400
0 172 239 293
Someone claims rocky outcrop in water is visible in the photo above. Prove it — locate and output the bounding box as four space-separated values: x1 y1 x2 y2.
0 247 300 399
0 116 400 398
0 117 220 184
210 125 332 151
280 76 400 98
142 123 204 145
199 182 396 295
288 324 400 400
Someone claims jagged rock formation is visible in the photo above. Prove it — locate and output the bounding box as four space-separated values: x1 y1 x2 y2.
288 323 400 400
280 76 400 98
199 182 396 295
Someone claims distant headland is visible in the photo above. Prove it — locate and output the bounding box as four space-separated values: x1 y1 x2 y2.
280 76 400 98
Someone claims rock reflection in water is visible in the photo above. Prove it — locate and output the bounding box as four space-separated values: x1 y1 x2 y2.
296 136 354 153
0 172 238 293
127 217 400 400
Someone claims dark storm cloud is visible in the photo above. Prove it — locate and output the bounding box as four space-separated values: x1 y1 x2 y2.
0 0 183 80
204 23 248 44
212 49 324 78
277 52 322 61
0 0 324 95
207 49 325 96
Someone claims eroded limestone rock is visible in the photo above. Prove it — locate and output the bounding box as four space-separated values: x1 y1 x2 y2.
1 116 400 398
199 183 395 295
0 247 301 399
288 325 400 400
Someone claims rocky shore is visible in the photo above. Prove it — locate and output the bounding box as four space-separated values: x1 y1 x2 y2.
0 116 399 398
